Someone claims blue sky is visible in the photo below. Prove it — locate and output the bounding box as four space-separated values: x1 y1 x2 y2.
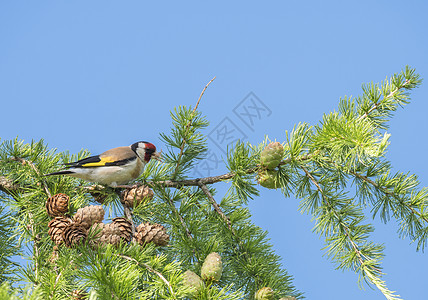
1 1 427 299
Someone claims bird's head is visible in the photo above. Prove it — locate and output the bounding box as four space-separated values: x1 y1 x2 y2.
131 141 162 163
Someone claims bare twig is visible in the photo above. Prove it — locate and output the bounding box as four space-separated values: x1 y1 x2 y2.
119 254 175 297
123 204 136 243
27 211 41 284
194 76 216 114
172 76 216 179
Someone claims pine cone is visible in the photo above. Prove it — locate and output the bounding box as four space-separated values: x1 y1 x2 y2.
258 169 281 189
46 193 69 217
121 185 154 207
279 297 297 300
71 290 88 300
48 217 73 245
255 287 274 300
201 252 222 282
89 222 122 246
260 142 284 169
100 232 122 246
63 223 87 247
183 270 204 298
135 222 169 246
73 205 104 229
112 217 133 243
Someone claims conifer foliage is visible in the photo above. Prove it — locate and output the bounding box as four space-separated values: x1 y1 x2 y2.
0 66 425 299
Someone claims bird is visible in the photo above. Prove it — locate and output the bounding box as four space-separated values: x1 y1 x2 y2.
45 141 161 187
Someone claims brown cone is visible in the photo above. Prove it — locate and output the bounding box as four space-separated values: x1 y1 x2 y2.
46 193 69 217
63 223 87 247
48 217 73 245
121 185 154 207
99 228 122 246
135 222 169 246
90 222 122 246
112 217 133 243
73 205 104 229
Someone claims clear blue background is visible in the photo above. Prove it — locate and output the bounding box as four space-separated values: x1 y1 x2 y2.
1 1 427 299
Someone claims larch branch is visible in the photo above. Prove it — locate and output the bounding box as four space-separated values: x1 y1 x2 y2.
198 181 236 235
172 76 216 179
357 79 411 121
119 254 175 297
350 170 428 224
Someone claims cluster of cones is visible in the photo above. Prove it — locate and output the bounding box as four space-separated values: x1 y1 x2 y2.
182 252 223 299
46 187 169 248
257 142 284 189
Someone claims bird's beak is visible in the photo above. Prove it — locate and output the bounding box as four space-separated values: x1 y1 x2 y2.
152 150 163 162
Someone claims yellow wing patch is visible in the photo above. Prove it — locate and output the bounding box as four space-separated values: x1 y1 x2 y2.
81 156 115 167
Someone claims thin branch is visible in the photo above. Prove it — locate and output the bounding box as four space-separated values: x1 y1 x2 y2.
50 265 64 300
172 76 216 179
0 175 22 193
120 156 312 189
357 79 411 121
123 204 136 243
27 211 40 285
300 166 401 299
198 181 236 235
114 188 138 244
11 157 52 197
194 76 216 114
119 254 175 297
161 190 200 262
301 166 383 269
301 165 368 269
350 170 428 224
165 196 194 241
319 157 428 226
6 155 312 193
0 161 44 285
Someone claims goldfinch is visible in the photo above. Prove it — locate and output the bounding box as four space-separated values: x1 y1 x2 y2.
45 141 161 187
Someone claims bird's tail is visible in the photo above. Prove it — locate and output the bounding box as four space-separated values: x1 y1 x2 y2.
44 170 75 176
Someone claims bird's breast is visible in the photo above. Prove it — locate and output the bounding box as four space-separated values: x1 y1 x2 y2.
131 159 145 179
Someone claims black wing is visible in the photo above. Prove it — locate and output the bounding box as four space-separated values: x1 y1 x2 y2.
65 155 136 168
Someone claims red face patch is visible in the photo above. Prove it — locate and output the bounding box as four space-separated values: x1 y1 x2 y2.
143 142 157 162
144 142 156 152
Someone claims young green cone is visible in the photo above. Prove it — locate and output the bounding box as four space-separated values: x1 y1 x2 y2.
258 169 281 189
260 142 283 169
255 287 274 300
183 270 204 298
201 252 223 282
